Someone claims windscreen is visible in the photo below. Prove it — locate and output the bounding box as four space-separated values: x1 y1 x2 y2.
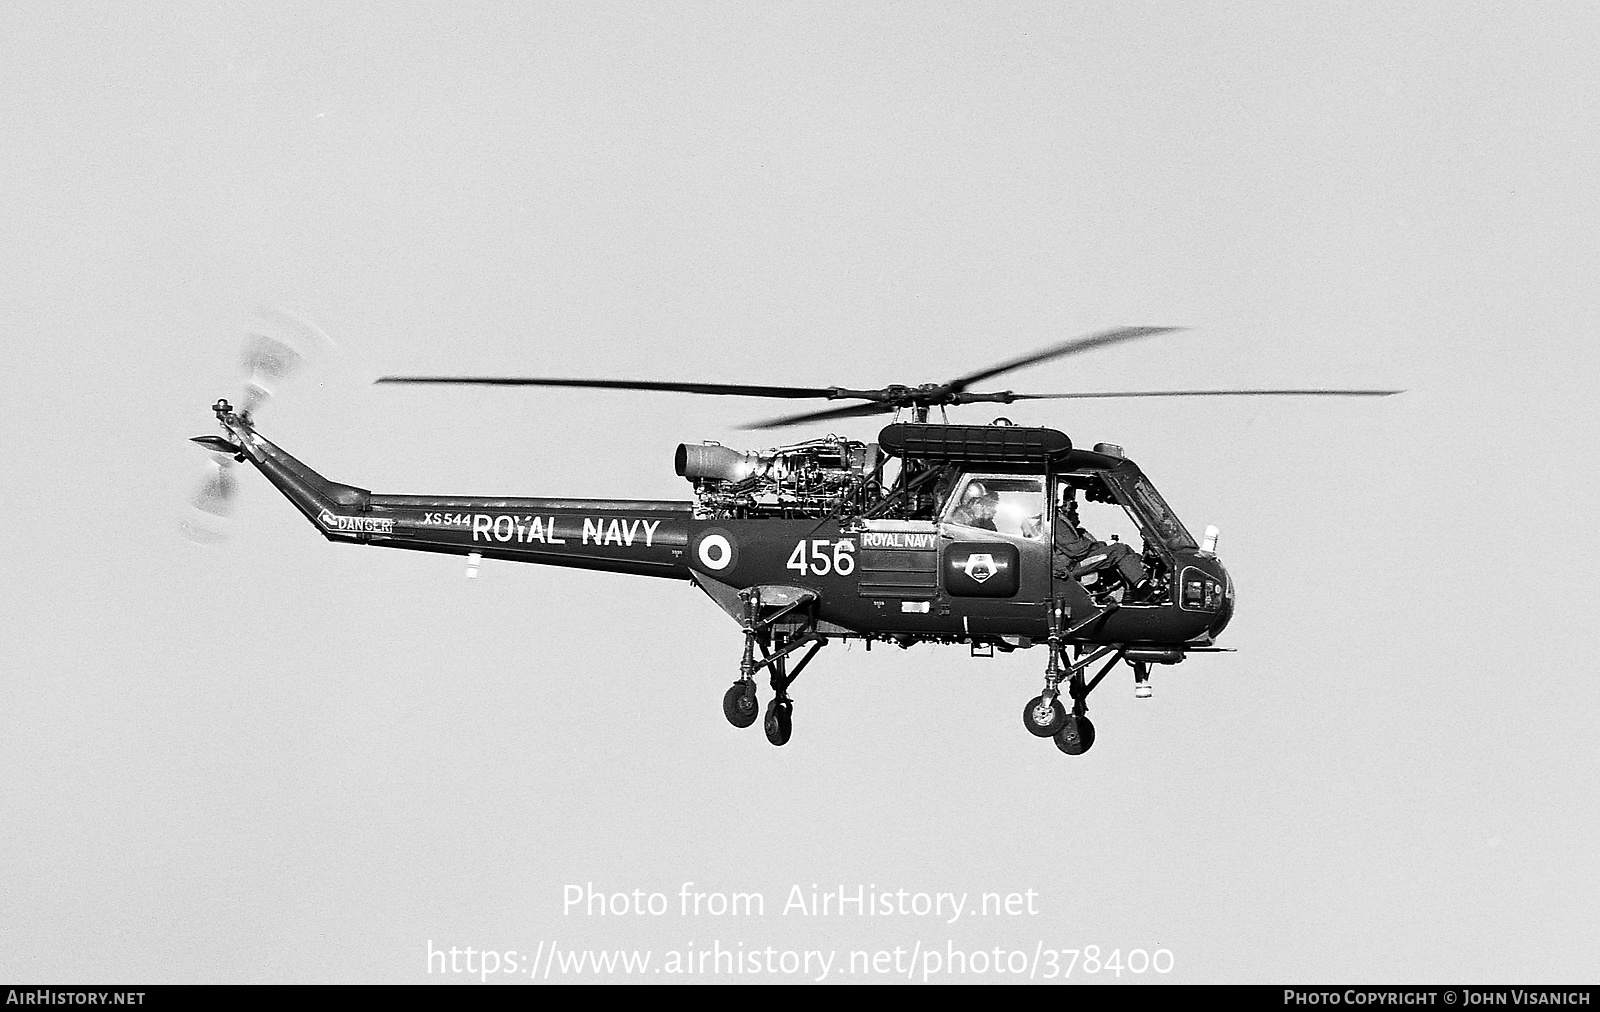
1114 471 1197 550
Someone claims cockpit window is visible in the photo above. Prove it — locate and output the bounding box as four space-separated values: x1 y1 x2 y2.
1058 476 1144 547
942 474 1047 540
1119 473 1197 550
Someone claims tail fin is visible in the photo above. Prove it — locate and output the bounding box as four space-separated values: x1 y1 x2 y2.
199 404 376 540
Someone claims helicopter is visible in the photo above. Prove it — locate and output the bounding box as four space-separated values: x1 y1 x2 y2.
190 322 1400 755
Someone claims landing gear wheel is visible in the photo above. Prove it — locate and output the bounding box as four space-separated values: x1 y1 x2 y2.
1023 695 1066 737
723 682 758 728
763 698 793 747
1053 714 1096 755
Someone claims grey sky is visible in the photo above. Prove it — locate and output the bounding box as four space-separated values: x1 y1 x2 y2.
2 3 1596 983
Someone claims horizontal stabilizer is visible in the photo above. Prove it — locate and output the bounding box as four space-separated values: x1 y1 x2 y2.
190 434 243 456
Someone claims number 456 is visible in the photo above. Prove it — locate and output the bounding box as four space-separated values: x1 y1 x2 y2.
787 539 855 577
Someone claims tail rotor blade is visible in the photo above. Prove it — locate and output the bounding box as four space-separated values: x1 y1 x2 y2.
238 306 336 414
180 453 240 546
239 334 301 414
192 454 239 518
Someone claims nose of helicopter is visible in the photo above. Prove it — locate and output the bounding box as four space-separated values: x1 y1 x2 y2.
1208 560 1235 639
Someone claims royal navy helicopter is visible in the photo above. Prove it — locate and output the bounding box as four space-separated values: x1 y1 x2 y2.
189 321 1399 755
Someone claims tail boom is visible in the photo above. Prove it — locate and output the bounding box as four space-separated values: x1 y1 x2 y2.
201 405 691 579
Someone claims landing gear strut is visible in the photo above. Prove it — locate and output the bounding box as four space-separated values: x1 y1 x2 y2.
1028 600 1127 756
723 588 825 746
1022 601 1070 738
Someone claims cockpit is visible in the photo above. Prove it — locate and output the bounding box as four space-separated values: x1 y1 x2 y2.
936 466 1185 606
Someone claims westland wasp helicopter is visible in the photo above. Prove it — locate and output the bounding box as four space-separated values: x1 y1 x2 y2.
190 319 1399 755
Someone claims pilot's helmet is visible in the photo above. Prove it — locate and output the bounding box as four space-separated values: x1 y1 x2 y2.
964 480 991 501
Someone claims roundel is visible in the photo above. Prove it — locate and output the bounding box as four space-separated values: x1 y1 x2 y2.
695 531 736 572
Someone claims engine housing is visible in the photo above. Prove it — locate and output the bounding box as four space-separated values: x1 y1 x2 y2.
676 438 881 519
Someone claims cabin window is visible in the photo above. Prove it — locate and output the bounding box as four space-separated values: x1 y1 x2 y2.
941 474 1047 540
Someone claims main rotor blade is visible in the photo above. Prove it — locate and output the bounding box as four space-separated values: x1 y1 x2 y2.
1006 388 1405 400
743 401 895 431
947 326 1183 391
375 376 840 399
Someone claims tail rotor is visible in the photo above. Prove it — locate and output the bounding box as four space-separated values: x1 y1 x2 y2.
181 307 335 544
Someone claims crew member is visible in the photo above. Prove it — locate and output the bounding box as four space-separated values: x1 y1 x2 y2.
1054 490 1150 598
949 481 1000 531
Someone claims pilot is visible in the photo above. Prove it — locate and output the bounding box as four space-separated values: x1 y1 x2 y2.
1054 491 1151 599
949 480 1000 531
